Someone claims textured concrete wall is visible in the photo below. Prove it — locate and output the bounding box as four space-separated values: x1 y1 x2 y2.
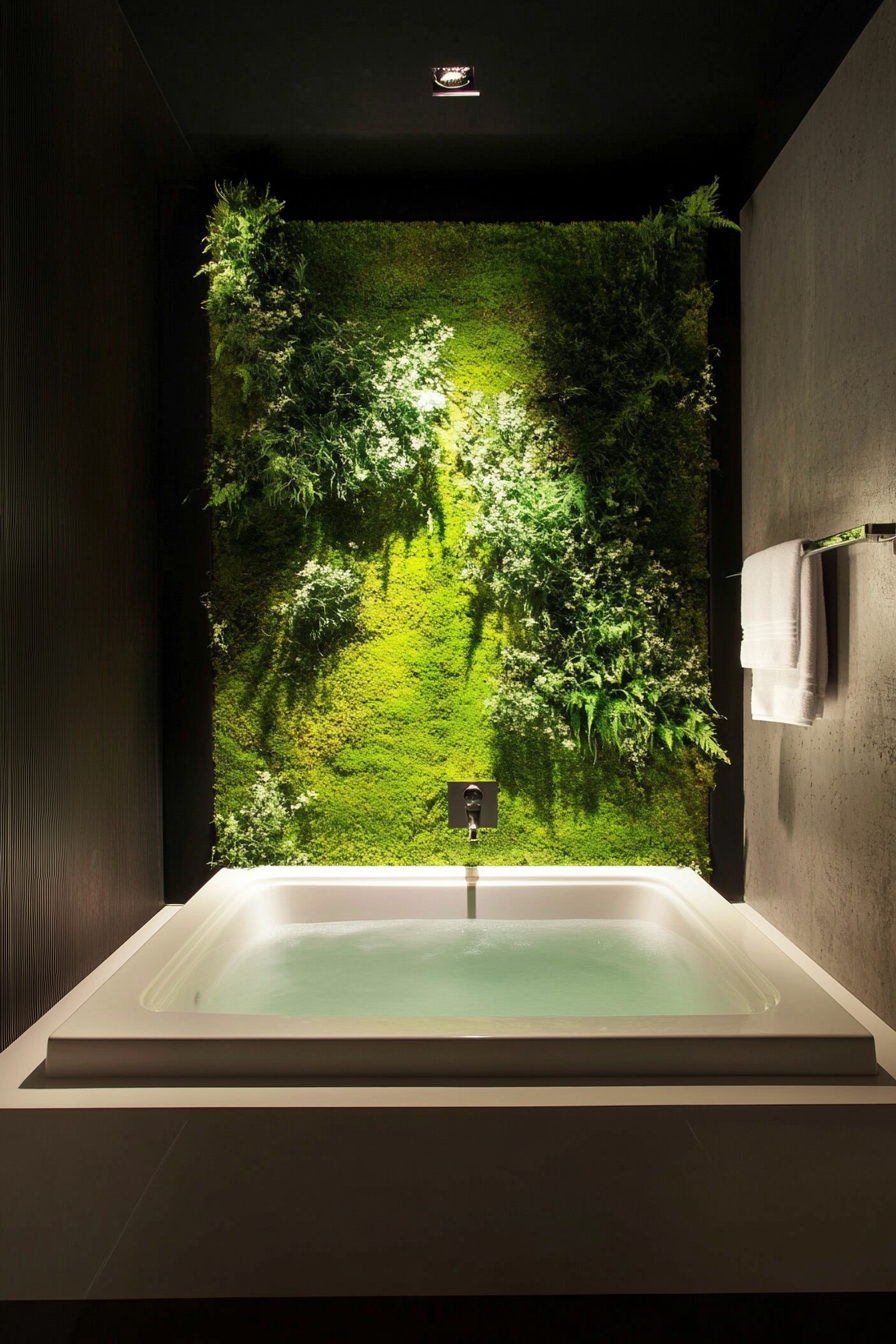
741 0 896 1026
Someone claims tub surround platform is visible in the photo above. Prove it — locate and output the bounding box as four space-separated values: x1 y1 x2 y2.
2 869 895 1298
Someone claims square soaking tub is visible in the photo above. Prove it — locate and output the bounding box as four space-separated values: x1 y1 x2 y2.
45 866 877 1081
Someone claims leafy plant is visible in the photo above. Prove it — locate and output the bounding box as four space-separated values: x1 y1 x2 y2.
276 560 363 661
200 182 451 521
459 391 728 769
637 178 740 255
531 181 737 555
212 770 316 867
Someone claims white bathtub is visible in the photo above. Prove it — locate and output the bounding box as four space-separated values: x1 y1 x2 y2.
46 866 877 1081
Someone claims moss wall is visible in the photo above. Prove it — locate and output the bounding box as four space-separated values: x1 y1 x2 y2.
210 221 714 869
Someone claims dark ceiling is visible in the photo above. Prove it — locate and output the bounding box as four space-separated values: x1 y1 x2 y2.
118 0 882 216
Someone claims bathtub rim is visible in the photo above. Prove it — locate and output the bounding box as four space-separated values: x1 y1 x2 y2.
42 865 878 1082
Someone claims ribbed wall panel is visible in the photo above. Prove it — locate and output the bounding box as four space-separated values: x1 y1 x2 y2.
1 0 191 1048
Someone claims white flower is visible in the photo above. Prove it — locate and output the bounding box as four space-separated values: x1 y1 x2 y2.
414 388 447 415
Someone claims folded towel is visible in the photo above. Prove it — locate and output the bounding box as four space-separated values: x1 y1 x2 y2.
750 552 827 727
740 538 804 669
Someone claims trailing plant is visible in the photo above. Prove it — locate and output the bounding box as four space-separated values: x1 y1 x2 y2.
212 770 316 867
459 391 728 770
276 560 363 662
200 182 451 521
200 592 230 655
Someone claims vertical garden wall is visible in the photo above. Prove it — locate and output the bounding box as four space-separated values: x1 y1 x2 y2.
203 185 734 869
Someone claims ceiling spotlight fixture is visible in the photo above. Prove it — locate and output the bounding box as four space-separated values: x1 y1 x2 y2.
431 66 479 97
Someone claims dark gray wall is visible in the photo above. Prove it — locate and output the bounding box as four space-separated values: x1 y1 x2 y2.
157 183 214 905
741 0 896 1026
0 0 192 1048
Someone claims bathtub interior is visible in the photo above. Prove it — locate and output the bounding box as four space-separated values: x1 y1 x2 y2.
140 875 781 1018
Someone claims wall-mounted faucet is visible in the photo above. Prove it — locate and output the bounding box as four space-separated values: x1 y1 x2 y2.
447 781 498 843
463 785 483 842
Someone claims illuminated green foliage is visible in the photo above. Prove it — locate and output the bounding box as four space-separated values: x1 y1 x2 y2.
200 184 451 519
276 560 363 666
211 770 316 867
205 186 733 871
459 391 728 767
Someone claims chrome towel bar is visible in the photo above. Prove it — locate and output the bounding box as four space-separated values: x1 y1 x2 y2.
728 523 896 577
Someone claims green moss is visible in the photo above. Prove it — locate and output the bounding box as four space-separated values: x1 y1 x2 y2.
209 217 716 872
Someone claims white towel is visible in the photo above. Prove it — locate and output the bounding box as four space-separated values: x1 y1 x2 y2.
750 553 827 727
740 539 804 669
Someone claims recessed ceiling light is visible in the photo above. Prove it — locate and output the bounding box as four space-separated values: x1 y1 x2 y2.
431 66 479 97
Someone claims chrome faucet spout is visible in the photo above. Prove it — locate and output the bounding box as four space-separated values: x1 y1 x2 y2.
463 785 483 844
